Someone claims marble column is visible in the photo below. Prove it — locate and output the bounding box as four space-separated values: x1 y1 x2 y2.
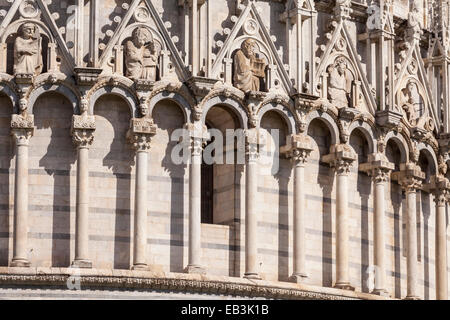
185 122 209 274
282 134 313 283
394 163 424 300
427 175 450 300
10 114 34 267
127 118 156 270
244 128 262 279
323 144 357 290
434 187 448 300
360 154 394 296
71 122 95 268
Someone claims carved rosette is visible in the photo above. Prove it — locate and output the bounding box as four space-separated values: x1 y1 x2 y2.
11 114 34 146
127 118 157 153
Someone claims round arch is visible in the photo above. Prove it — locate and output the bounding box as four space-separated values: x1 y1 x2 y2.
384 131 410 164
202 96 248 130
89 85 138 118
0 82 19 113
417 142 438 176
348 121 376 154
28 83 80 114
258 102 296 135
304 110 339 145
149 91 192 123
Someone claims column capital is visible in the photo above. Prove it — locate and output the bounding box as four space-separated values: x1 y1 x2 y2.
245 127 265 163
322 144 356 175
281 134 314 166
11 114 34 146
184 122 210 156
392 162 425 192
127 118 157 152
426 175 450 206
71 114 96 149
360 153 395 183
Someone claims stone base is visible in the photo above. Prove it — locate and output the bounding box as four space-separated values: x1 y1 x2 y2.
131 264 149 271
404 296 421 300
243 273 262 280
184 265 207 275
71 260 92 269
371 289 390 297
10 259 31 268
334 282 355 291
289 273 308 284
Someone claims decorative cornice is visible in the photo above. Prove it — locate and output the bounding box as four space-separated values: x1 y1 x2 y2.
0 268 393 300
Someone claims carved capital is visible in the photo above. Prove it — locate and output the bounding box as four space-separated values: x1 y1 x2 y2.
434 188 449 207
127 118 157 153
360 153 395 184
281 134 314 166
72 115 96 130
72 129 95 149
11 114 34 130
322 144 357 176
391 162 425 193
11 128 33 146
128 132 153 152
246 141 259 163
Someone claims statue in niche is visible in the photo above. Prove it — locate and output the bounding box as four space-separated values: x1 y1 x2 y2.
125 27 159 81
233 39 267 93
327 57 352 109
14 22 42 76
401 81 422 125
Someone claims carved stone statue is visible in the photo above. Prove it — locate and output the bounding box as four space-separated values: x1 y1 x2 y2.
327 57 352 108
125 27 159 81
233 39 267 93
401 81 422 124
14 22 42 76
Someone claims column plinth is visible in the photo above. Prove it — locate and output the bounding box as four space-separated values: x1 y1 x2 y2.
71 114 96 268
10 114 34 268
323 144 356 291
128 118 157 271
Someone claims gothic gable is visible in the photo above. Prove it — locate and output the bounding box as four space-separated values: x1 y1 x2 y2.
0 0 75 75
315 14 377 115
97 0 189 82
210 0 292 96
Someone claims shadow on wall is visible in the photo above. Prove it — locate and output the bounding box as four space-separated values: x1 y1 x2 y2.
0 95 13 266
153 101 186 273
96 96 134 270
350 129 371 293
35 93 76 268
308 119 333 288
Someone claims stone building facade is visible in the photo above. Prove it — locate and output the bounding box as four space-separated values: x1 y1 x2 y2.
0 0 449 300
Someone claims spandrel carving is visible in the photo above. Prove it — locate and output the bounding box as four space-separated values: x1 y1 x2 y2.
125 27 160 81
233 39 267 93
13 22 43 76
400 81 422 125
